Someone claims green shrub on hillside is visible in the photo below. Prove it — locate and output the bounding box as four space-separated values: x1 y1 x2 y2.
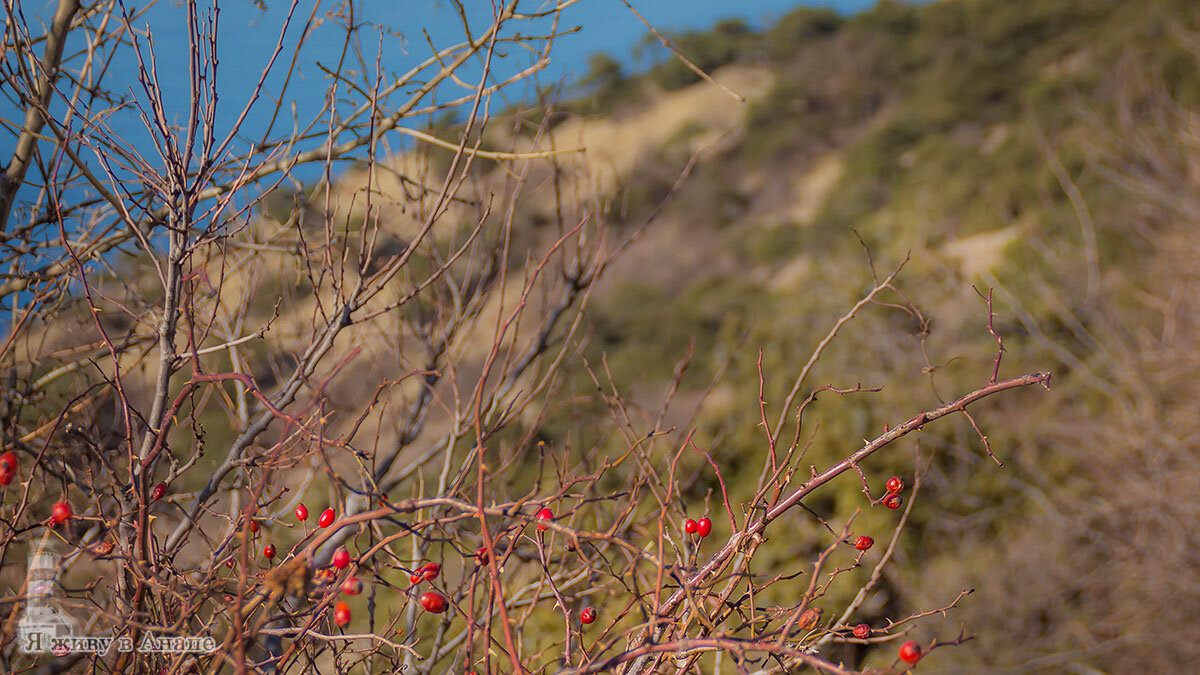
764 6 843 61
647 19 762 91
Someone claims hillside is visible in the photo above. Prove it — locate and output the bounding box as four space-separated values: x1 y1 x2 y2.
492 0 1200 670
5 0 1200 671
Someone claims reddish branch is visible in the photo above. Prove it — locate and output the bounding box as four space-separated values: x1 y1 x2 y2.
619 371 1052 673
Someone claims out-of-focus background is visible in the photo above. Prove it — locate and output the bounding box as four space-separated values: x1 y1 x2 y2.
482 1 1200 668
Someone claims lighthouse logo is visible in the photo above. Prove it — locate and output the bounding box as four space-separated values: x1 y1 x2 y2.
16 543 209 656
17 550 80 655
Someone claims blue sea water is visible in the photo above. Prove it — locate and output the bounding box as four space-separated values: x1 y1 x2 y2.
1 0 875 176
0 0 875 312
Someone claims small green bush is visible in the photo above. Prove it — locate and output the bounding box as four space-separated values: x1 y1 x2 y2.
647 19 762 91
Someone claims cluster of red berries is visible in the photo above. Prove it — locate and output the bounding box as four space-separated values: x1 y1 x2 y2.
294 503 336 528
883 476 905 510
0 451 17 486
683 516 712 538
407 562 448 612
330 574 368 626
409 562 441 585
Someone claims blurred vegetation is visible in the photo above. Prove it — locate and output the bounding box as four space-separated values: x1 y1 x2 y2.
495 0 1200 670
643 19 763 91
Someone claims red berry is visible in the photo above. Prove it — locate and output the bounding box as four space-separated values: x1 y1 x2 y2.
418 591 447 613
341 576 363 596
853 623 870 639
419 562 441 581
0 451 16 471
696 517 712 538
249 519 260 533
332 547 351 570
263 544 276 559
295 504 309 521
225 559 235 569
899 640 922 664
854 535 874 551
409 572 422 585
885 476 904 494
884 494 903 510
151 483 166 501
0 462 13 486
51 501 71 525
684 518 697 534
318 508 335 528
333 600 351 626
475 546 490 565
580 607 597 624
535 507 554 531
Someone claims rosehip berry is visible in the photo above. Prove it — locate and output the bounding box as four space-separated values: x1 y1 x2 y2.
684 518 698 534
295 504 309 521
535 507 554 531
885 476 904 494
797 607 821 630
333 601 351 627
332 547 351 570
854 535 874 551
341 576 363 596
409 572 422 585
884 494 903 510
899 640 922 664
151 483 166 501
696 517 712 538
418 591 448 613
0 452 17 484
475 546 490 565
51 501 72 525
225 559 235 569
419 562 441 581
263 544 276 559
853 623 870 639
318 508 335 528
248 519 260 533
580 607 597 624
